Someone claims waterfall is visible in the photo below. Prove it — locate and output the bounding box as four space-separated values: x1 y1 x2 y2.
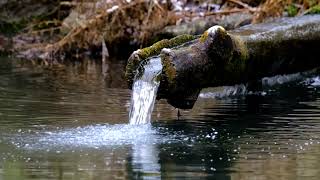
129 56 163 125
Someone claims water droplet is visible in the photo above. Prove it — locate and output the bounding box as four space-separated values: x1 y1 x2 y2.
210 167 216 171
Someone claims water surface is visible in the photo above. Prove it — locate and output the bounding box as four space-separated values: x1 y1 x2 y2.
1 56 320 179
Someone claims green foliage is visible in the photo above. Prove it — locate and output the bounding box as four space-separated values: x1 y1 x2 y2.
0 20 27 36
286 4 298 17
307 5 320 14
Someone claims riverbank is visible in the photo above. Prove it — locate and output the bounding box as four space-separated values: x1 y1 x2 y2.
1 0 320 60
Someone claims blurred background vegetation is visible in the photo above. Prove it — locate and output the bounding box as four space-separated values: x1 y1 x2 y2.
0 0 319 59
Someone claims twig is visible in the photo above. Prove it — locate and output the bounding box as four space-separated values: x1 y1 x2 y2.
60 1 95 7
227 0 258 12
183 8 250 18
48 0 146 52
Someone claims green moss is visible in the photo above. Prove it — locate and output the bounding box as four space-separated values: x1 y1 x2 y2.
286 4 298 17
199 31 209 43
126 34 196 87
138 39 170 59
161 53 176 86
307 5 320 14
232 35 248 60
0 20 27 35
138 34 197 60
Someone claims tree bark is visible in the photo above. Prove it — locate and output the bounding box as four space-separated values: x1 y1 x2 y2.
126 15 320 109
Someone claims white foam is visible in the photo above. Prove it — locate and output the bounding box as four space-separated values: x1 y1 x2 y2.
13 124 165 150
303 76 320 86
262 72 303 87
200 84 247 99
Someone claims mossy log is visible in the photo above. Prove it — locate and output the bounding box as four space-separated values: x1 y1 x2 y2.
126 15 320 109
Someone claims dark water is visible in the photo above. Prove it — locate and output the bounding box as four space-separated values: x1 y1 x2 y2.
1 56 320 180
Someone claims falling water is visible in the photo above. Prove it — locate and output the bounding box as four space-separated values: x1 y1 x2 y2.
129 56 163 125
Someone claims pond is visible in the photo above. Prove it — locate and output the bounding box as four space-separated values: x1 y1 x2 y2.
0 56 320 179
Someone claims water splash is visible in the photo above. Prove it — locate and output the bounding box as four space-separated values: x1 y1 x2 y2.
303 76 320 86
199 71 317 99
199 84 248 99
5 124 167 151
129 57 163 125
261 72 303 87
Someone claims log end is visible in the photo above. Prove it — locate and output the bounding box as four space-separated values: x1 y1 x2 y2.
125 34 197 88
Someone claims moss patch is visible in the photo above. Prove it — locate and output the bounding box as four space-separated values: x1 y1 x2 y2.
199 31 209 43
307 5 320 14
286 4 298 17
126 34 196 87
161 53 176 86
138 34 197 60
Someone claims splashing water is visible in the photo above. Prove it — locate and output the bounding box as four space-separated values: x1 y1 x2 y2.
199 70 320 99
129 57 163 125
199 84 248 99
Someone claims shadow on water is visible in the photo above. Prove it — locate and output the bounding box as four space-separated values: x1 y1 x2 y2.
0 56 320 179
154 83 320 179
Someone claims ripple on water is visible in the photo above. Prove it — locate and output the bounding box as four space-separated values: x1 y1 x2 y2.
9 124 167 150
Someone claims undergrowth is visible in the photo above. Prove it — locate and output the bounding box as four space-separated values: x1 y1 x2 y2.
3 0 320 60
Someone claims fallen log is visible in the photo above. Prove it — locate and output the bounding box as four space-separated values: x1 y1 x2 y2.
126 15 320 109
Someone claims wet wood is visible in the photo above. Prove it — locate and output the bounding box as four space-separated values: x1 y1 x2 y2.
126 15 320 109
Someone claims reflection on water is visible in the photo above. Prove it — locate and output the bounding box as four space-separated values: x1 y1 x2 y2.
1 56 320 179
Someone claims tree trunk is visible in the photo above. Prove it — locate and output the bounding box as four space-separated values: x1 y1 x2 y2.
126 15 320 109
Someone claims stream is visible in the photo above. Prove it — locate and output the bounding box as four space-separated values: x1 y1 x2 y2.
1 56 320 179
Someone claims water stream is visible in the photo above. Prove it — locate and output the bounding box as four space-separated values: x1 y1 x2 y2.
129 56 163 125
1 56 320 179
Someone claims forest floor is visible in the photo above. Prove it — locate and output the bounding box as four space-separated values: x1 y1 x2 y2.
0 0 320 61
